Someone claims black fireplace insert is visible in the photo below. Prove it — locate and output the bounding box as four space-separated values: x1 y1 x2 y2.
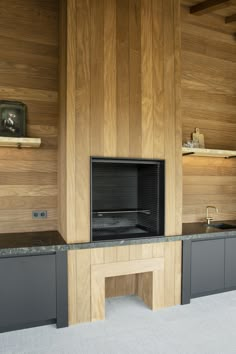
91 158 165 242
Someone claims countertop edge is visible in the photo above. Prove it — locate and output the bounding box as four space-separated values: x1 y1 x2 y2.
1 228 236 256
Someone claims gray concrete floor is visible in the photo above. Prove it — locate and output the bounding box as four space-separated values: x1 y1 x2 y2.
1 291 236 354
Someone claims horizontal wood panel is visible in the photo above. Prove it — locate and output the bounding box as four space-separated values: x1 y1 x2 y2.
0 209 57 222
0 196 57 210
0 149 57 161
0 173 57 185
184 184 236 195
0 185 57 197
0 220 57 234
0 0 59 234
0 161 57 173
183 176 236 185
184 193 236 204
182 3 236 224
182 32 236 63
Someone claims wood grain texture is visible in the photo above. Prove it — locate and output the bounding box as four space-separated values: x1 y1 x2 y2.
129 0 142 158
0 0 58 234
75 0 91 243
164 0 178 235
59 0 182 243
182 4 236 223
116 0 130 157
141 0 153 159
104 0 117 157
68 242 182 324
68 249 91 324
190 0 232 15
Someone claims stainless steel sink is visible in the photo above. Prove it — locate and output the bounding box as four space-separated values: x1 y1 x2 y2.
206 223 236 230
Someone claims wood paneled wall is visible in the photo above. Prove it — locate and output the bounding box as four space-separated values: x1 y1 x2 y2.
0 0 59 233
181 5 236 223
68 242 182 324
59 0 182 243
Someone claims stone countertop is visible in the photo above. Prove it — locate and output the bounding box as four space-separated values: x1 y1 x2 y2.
69 221 236 250
1 222 236 256
0 231 67 257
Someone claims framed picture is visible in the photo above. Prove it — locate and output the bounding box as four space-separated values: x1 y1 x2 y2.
0 100 27 137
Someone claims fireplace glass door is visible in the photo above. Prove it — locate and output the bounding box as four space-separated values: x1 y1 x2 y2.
91 158 165 242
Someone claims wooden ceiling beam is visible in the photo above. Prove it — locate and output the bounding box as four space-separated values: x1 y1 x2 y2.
225 14 236 23
190 0 232 15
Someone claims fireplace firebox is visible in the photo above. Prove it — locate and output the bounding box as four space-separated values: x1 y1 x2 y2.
91 158 165 242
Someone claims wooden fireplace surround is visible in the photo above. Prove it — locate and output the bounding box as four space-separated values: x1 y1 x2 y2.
68 241 182 324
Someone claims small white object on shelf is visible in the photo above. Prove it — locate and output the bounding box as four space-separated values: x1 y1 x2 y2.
192 128 205 148
182 147 236 158
0 137 41 149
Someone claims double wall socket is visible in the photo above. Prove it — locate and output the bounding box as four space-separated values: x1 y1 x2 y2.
32 210 48 219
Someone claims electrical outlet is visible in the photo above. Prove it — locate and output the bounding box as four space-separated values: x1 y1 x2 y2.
32 210 48 219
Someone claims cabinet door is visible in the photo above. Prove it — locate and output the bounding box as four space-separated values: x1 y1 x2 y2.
191 239 225 296
225 238 236 289
0 254 56 330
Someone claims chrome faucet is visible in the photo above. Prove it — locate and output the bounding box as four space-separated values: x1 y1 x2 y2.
206 206 218 225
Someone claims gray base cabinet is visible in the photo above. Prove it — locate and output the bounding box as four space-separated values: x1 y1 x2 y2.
182 235 236 304
225 238 236 289
0 252 68 333
191 239 225 296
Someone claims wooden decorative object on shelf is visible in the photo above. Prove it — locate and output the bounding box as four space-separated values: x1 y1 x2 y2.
0 137 41 149
192 128 205 148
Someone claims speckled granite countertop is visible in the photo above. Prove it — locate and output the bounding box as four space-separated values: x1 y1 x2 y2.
1 222 236 256
0 231 67 256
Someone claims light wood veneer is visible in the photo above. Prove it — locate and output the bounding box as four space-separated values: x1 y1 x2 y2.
59 0 182 243
68 242 182 324
181 4 236 223
0 0 59 233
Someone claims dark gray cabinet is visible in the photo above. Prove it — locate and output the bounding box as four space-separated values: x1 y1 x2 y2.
182 235 236 305
225 238 236 289
0 252 68 333
191 239 225 296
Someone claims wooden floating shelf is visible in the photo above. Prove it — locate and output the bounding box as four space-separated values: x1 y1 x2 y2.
182 147 236 159
0 137 41 149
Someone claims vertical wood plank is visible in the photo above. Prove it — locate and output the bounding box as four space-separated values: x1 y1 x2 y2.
104 0 117 157
91 248 104 265
164 242 176 307
129 0 142 158
91 271 105 321
67 0 77 241
116 0 130 157
152 0 165 159
68 250 91 324
130 244 143 260
163 0 176 235
130 244 153 260
59 0 67 239
75 0 91 243
117 245 130 261
174 0 182 235
152 268 165 309
104 247 117 263
106 275 137 297
90 0 104 156
141 244 153 258
152 242 165 258
141 0 153 158
174 241 182 305
136 272 153 307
